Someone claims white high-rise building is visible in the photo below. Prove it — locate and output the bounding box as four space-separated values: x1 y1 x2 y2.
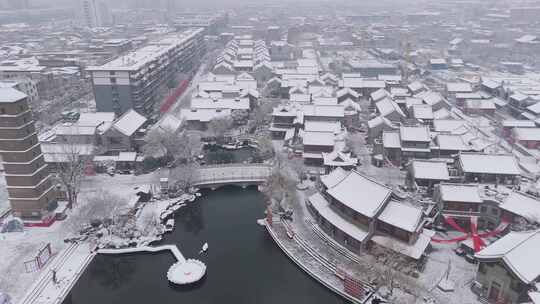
79 0 112 28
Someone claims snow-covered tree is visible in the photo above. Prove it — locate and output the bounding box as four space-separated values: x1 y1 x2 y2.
256 135 274 160
169 163 198 194
67 190 128 232
262 155 297 209
142 126 182 161
208 117 233 141
231 109 249 125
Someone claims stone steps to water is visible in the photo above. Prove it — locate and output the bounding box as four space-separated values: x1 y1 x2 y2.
305 219 365 265
280 220 337 273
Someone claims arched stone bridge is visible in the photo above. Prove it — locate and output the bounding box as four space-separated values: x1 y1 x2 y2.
193 164 272 189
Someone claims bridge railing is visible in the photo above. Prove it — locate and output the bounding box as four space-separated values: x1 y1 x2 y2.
197 163 272 170
192 165 272 185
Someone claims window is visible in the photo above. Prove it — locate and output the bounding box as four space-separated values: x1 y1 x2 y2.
480 206 488 213
0 108 4 114
491 208 499 216
110 71 116 75
110 77 117 84
478 263 486 274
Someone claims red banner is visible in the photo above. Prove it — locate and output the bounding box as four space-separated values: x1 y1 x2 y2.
431 216 509 252
160 80 189 113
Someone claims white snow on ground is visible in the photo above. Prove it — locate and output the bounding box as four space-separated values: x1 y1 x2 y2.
0 220 68 303
0 173 9 215
419 233 481 304
0 172 161 303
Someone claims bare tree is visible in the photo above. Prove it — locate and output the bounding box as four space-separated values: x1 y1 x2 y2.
55 140 93 207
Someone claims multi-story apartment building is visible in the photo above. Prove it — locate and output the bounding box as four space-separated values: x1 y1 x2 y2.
0 88 57 223
87 28 206 117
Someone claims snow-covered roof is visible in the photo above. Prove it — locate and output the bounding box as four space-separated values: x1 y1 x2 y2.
464 99 496 110
416 91 443 106
367 116 395 129
301 104 344 118
412 104 434 120
438 183 482 203
370 88 389 102
302 131 335 146
436 134 470 151
326 170 392 218
336 87 359 98
530 291 540 304
371 229 434 260
405 97 424 109
322 151 358 167
77 112 115 127
113 109 147 137
308 192 369 242
513 128 540 142
378 201 423 232
191 97 250 110
42 143 95 163
499 191 540 221
118 151 137 162
0 87 27 103
447 82 473 93
459 153 520 176
341 78 386 89
303 121 341 133
321 167 349 189
180 108 231 122
482 78 501 90
433 108 451 120
408 81 424 93
157 114 182 132
476 230 540 284
400 125 430 142
455 92 482 99
55 124 97 136
376 98 405 118
502 120 536 128
527 102 540 115
410 160 450 181
382 131 401 148
433 119 467 133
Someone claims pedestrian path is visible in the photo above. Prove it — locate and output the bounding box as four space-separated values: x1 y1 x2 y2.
19 242 95 304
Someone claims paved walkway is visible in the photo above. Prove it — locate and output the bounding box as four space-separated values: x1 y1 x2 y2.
98 245 185 263
19 242 95 304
